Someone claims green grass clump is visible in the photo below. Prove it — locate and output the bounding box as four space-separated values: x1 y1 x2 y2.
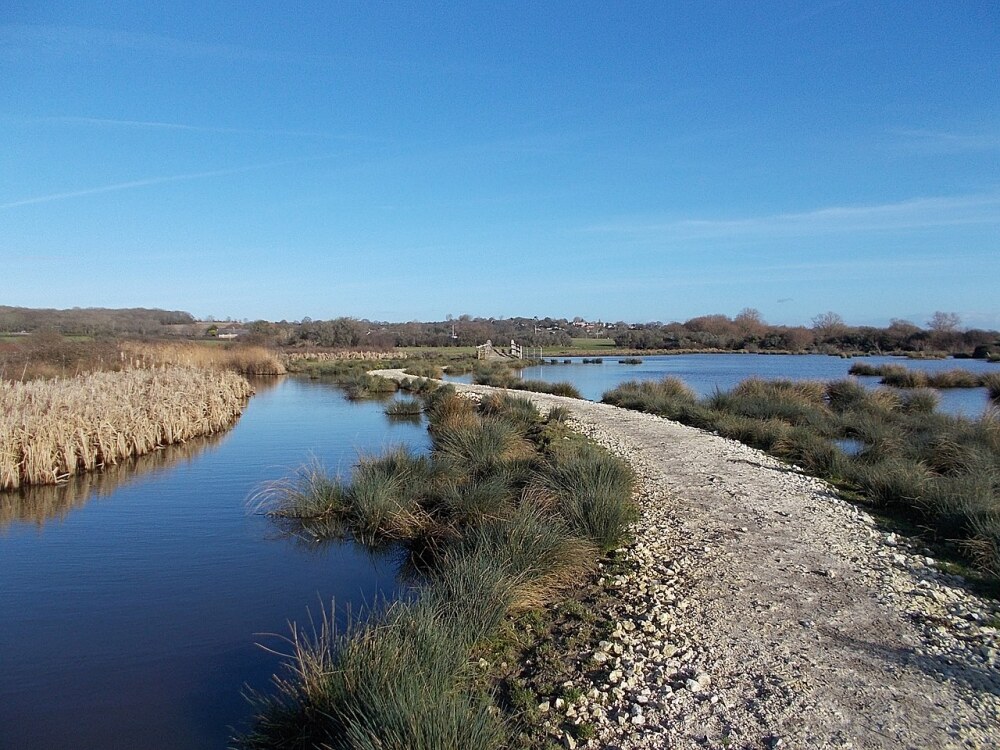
347 449 431 541
535 444 637 552
448 504 598 610
404 363 444 379
514 379 582 398
847 362 881 376
238 598 506 750
342 372 399 399
901 388 940 414
602 377 697 420
385 398 424 417
983 372 1000 401
398 376 440 396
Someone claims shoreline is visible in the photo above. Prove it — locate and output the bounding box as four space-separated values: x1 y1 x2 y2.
378 371 1000 748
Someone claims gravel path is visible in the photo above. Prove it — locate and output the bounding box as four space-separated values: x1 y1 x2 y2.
381 373 1000 749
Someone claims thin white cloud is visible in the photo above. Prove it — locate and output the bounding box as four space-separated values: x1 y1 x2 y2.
892 128 1000 153
34 116 358 140
587 194 1000 240
0 154 337 209
0 23 256 61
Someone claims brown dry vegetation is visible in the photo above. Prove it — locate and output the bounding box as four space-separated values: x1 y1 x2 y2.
0 335 284 381
121 341 285 376
0 367 253 490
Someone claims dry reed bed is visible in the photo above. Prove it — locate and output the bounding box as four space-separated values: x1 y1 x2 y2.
120 341 286 376
0 367 253 490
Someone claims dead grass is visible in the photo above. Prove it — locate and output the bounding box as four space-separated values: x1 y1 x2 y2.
0 367 253 490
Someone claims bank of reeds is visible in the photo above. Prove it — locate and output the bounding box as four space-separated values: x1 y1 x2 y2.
242 385 635 748
122 341 285 377
0 367 252 490
603 376 1000 580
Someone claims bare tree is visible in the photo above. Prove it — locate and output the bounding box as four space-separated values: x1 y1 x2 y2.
927 311 961 333
811 311 846 339
734 307 766 337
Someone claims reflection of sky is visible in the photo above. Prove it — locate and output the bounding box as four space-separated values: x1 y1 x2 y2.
0 377 429 749
448 354 996 417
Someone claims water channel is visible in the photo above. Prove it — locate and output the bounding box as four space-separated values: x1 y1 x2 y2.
0 378 429 749
2 355 996 748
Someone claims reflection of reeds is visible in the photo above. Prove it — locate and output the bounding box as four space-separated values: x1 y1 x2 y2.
0 431 228 526
0 367 252 490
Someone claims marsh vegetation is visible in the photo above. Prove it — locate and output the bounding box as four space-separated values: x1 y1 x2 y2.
604 376 1000 580
0 367 253 490
242 386 636 748
472 362 583 399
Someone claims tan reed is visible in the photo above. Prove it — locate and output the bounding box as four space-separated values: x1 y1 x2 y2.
0 367 253 490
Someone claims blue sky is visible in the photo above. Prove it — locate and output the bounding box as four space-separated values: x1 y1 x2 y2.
2 1 997 327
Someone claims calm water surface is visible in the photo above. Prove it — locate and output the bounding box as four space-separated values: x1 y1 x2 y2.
449 354 997 416
0 378 429 749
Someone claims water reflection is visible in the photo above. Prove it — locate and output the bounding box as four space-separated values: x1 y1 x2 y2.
0 431 230 528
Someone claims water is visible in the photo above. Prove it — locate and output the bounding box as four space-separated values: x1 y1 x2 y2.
449 354 997 417
0 378 430 750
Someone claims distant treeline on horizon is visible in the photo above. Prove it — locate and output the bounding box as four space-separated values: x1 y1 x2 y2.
2 306 998 357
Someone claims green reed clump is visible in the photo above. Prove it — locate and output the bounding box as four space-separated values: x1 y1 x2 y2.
404 363 444 379
342 372 399 399
618 358 643 365
602 377 697 420
847 362 882 376
983 372 1000 401
385 398 424 417
534 443 637 552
